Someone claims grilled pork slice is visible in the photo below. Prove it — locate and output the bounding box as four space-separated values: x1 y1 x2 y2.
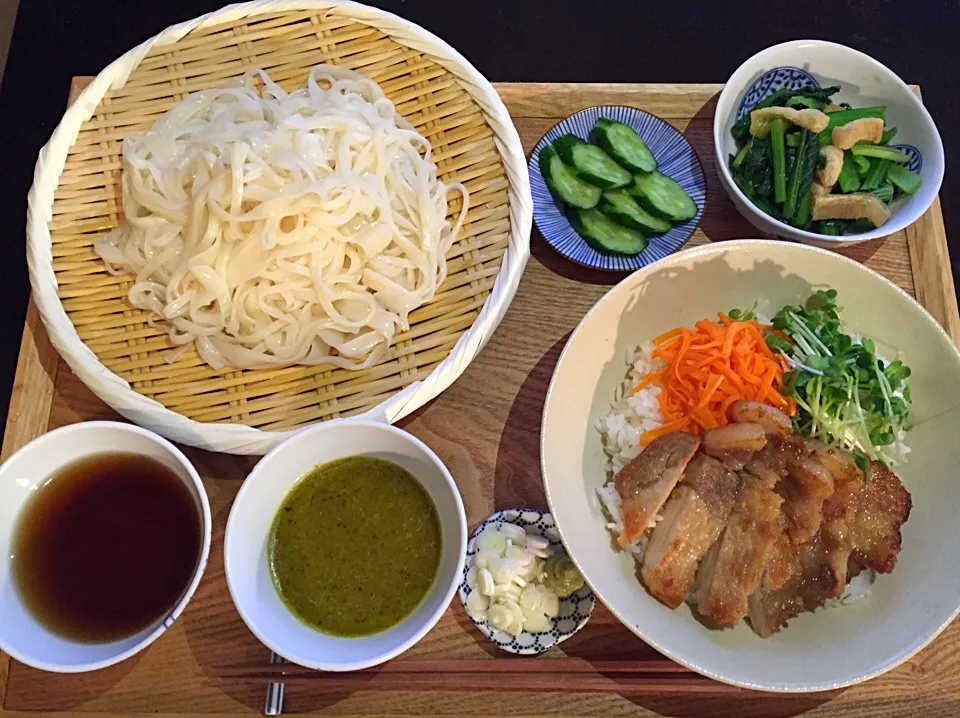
693 474 784 625
729 401 793 437
778 456 835 544
640 455 740 608
748 460 910 638
614 432 700 547
700 423 767 470
747 533 847 638
846 462 912 573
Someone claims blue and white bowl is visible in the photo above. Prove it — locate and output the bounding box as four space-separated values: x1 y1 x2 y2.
458 508 595 655
715 40 944 247
529 106 705 272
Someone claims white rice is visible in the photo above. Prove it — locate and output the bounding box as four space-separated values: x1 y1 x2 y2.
594 337 875 608
594 341 666 561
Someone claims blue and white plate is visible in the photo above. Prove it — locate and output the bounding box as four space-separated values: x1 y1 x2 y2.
736 66 923 173
458 508 595 655
529 106 706 272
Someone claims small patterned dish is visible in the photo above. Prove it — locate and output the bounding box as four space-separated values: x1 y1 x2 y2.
458 508 595 655
529 106 706 272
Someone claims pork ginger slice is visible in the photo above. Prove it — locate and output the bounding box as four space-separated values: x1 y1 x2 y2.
692 474 785 625
847 462 912 573
640 455 740 608
614 431 700 547
778 456 835 544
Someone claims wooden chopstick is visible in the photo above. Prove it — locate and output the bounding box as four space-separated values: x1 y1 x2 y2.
206 658 738 694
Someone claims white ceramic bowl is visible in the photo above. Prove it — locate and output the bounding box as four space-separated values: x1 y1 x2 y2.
225 419 466 671
0 421 211 673
714 40 944 247
541 239 960 691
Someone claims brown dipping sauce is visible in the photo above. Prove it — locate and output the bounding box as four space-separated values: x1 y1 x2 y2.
11 452 203 643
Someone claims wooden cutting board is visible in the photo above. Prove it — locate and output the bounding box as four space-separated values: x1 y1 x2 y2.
1 79 958 718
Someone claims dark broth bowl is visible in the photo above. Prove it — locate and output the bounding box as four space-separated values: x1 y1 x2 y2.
714 40 944 247
223 419 467 671
0 422 211 673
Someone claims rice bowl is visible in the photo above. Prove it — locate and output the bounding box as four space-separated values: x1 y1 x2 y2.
541 240 960 691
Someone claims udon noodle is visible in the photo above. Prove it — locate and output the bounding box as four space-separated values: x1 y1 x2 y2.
95 64 469 370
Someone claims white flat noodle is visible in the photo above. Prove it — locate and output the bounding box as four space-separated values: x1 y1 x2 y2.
93 64 469 370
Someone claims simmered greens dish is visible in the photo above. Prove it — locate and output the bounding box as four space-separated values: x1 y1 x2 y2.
729 84 923 235
539 118 697 256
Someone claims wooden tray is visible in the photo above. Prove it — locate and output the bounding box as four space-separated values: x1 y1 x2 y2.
2 80 958 718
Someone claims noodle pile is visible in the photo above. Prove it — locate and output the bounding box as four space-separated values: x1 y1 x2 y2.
95 64 469 370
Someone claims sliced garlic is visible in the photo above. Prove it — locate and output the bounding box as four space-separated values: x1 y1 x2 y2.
522 607 550 633
465 565 479 590
477 567 495 597
487 604 513 631
465 589 489 618
524 535 549 551
498 523 526 542
505 544 534 565
475 528 507 555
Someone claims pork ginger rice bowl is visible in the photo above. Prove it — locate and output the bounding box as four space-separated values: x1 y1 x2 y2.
596 292 913 637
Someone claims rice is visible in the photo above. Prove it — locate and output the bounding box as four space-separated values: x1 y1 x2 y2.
594 337 875 609
597 341 666 475
594 341 666 560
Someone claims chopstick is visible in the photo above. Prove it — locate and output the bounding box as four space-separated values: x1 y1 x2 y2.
210 658 738 695
263 652 286 716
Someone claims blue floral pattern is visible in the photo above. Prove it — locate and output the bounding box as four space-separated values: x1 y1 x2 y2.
529 106 705 272
458 508 595 655
735 66 820 120
891 144 923 174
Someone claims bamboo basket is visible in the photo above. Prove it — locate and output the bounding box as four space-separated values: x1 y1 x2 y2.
26 0 531 454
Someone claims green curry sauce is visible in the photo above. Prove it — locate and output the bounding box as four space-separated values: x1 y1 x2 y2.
268 456 442 637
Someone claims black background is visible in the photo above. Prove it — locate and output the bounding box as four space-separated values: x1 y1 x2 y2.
0 0 958 432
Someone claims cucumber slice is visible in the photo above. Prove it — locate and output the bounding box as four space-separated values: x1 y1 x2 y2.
539 144 601 209
592 118 658 173
568 207 649 256
599 189 672 233
628 172 698 222
553 134 631 188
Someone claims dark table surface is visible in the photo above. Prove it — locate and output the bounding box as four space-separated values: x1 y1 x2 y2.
0 0 957 435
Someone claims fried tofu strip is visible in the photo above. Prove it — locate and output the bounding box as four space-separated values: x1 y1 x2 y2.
811 192 891 228
750 107 830 138
832 118 884 150
817 145 844 188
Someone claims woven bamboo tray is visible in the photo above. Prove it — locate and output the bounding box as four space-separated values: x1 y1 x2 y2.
1 79 958 718
26 1 530 454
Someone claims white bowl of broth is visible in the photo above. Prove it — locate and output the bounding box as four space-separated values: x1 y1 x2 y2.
225 420 467 671
0 421 211 673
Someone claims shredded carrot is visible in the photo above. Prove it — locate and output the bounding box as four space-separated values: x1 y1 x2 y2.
633 313 796 446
